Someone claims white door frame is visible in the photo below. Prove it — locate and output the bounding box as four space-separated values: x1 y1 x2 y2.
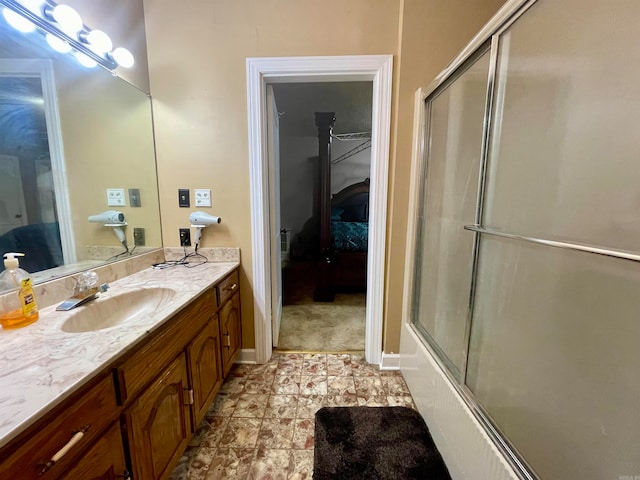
246 55 393 365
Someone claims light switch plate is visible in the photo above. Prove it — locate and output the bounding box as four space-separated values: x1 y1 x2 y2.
194 189 211 207
178 189 190 208
106 188 126 206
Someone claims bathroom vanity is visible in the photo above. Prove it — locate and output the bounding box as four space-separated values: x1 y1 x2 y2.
0 262 241 479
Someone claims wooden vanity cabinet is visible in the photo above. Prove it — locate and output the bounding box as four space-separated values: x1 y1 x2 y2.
60 422 129 480
219 293 241 377
123 354 192 480
0 267 241 480
217 269 241 377
187 317 223 427
0 374 118 480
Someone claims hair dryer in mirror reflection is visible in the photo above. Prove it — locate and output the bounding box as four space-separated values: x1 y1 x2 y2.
88 210 128 257
189 211 222 253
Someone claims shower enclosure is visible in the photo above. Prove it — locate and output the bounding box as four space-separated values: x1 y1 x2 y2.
407 0 640 478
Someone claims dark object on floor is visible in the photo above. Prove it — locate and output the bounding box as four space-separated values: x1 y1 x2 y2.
313 406 451 480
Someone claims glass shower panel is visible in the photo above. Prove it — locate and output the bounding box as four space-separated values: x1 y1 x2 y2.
467 235 640 480
483 0 640 253
412 50 489 375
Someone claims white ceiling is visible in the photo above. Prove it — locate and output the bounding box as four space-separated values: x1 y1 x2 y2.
272 82 373 137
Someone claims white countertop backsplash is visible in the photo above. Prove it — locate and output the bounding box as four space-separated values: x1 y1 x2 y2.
0 251 240 449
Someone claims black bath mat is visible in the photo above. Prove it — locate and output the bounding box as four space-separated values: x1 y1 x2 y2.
313 406 451 480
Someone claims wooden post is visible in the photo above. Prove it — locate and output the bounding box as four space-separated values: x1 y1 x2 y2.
314 112 336 302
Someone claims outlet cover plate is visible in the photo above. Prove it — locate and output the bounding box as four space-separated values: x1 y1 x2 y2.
194 189 211 207
129 188 141 207
179 228 191 246
106 188 126 206
133 227 145 246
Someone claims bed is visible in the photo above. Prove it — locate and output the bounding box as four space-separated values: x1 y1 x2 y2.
313 112 369 301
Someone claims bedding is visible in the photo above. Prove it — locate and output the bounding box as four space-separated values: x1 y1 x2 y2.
332 220 368 252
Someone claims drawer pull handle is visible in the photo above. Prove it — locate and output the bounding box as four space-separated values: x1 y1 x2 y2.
223 331 231 348
117 469 131 480
226 283 238 292
39 426 90 475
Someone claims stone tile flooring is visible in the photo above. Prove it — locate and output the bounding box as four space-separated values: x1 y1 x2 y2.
169 352 415 480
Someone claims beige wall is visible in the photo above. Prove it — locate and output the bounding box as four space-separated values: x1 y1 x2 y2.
384 0 506 352
58 69 161 256
143 0 401 348
143 0 505 352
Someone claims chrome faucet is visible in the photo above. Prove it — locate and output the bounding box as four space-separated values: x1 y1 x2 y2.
56 271 109 311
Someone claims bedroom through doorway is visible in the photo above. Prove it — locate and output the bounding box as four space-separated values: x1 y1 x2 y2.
270 82 373 352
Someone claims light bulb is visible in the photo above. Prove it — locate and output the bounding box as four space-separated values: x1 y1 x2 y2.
83 29 112 54
111 47 134 68
74 51 97 68
45 33 71 53
47 4 83 35
16 0 45 14
2 8 35 32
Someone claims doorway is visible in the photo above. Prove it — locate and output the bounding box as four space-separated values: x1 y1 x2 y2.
246 55 392 365
270 82 372 352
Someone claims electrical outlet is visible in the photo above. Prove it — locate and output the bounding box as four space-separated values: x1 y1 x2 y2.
179 228 191 246
133 227 145 246
194 189 211 207
178 189 190 207
106 188 126 206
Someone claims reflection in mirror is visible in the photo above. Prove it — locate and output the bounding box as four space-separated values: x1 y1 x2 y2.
0 7 162 290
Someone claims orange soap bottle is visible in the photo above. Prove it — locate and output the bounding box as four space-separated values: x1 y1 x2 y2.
0 252 39 329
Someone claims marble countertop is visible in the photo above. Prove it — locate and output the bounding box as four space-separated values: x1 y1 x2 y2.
0 261 239 449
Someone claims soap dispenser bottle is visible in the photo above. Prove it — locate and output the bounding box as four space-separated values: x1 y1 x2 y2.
0 252 39 329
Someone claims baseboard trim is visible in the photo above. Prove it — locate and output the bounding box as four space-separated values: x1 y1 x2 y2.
379 352 400 370
236 349 256 364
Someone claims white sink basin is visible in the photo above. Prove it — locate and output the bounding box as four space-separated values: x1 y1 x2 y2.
60 287 176 333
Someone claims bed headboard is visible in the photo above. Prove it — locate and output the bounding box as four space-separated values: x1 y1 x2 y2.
331 178 370 222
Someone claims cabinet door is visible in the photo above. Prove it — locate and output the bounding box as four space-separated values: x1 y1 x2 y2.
124 354 191 480
60 423 129 480
219 293 241 377
187 316 223 427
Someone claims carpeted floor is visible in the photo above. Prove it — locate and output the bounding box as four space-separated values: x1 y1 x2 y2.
278 260 366 351
314 406 451 480
278 303 366 351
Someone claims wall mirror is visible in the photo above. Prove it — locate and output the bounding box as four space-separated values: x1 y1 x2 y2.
0 9 162 290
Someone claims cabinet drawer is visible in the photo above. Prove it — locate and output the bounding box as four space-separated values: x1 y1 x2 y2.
217 270 239 306
0 374 117 480
114 288 216 405
60 422 128 480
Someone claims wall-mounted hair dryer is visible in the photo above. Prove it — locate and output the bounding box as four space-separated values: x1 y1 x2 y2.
88 210 126 225
88 210 128 250
189 211 222 250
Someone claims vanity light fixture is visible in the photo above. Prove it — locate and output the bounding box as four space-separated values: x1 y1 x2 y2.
0 0 134 71
2 6 34 31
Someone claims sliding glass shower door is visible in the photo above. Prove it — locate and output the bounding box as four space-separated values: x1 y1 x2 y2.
410 0 640 478
411 48 491 378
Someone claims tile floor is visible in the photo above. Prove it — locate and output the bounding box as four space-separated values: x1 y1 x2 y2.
170 352 416 480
